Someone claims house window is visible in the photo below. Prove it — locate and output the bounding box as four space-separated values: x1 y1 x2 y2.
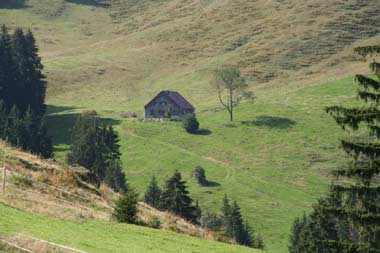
150 109 154 115
158 110 164 115
160 101 167 106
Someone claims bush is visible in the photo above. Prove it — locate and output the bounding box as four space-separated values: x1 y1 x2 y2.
182 114 199 133
193 166 208 186
113 188 139 224
147 216 161 229
10 174 33 187
200 211 223 230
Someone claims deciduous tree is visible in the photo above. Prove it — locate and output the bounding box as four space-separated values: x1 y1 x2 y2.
213 67 254 121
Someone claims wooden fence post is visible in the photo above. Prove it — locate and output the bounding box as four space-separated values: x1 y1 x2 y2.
2 164 6 194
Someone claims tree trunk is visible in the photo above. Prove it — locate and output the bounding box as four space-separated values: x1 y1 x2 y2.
229 88 233 121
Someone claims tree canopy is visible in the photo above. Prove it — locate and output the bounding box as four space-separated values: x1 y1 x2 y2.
0 25 52 157
289 45 380 252
213 67 254 121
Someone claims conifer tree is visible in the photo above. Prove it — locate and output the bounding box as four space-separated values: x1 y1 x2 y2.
68 111 99 169
144 176 162 208
159 170 198 221
0 100 7 138
221 193 233 237
104 160 127 193
291 45 380 252
113 188 139 224
24 30 46 115
0 26 52 158
319 45 380 252
68 111 126 190
33 117 53 158
0 25 17 109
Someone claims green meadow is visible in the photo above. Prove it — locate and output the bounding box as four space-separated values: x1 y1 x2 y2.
0 0 372 252
47 76 358 252
0 203 258 253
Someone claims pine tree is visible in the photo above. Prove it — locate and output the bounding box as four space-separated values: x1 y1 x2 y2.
144 176 162 208
221 193 233 237
34 117 53 158
289 214 307 253
159 170 197 221
5 105 23 146
290 45 380 252
104 160 127 193
113 188 139 224
230 201 247 245
68 111 99 170
68 111 125 188
24 30 46 115
11 28 46 115
0 25 17 110
0 100 7 138
320 45 380 252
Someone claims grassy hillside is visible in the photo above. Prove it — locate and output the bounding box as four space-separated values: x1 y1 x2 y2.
0 141 259 252
47 75 359 252
0 0 376 252
0 203 258 253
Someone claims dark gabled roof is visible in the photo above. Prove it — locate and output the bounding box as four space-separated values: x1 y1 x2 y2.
145 90 195 110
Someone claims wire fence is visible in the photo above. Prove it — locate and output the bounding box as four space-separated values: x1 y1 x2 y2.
0 166 113 211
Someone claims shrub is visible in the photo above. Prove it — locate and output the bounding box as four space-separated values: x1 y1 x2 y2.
113 188 139 224
182 114 199 133
10 174 33 187
147 216 161 229
193 166 208 186
200 211 223 230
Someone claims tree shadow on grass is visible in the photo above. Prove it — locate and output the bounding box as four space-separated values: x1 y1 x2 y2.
195 129 212 135
65 0 109 7
203 181 220 187
0 0 26 9
46 105 121 154
241 115 296 129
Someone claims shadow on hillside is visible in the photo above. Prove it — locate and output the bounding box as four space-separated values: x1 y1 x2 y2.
194 129 212 136
46 105 79 115
66 0 109 7
0 0 26 9
203 180 220 187
241 115 296 129
46 105 121 154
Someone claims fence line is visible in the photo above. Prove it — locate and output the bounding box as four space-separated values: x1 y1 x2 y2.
0 166 113 210
5 182 110 218
0 239 35 253
17 234 88 253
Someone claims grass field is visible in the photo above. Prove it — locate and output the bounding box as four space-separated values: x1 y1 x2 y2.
0 0 377 252
0 203 259 253
46 76 359 252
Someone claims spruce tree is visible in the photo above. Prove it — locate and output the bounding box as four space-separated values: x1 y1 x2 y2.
0 25 17 110
33 117 53 158
113 188 139 224
24 30 46 115
144 176 162 208
320 45 380 252
221 193 233 237
104 160 127 193
291 45 380 252
230 201 248 246
68 111 99 170
0 100 7 138
159 170 197 221
289 214 308 253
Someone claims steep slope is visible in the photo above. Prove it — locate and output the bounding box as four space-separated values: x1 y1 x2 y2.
0 0 377 111
0 1 377 252
0 141 258 252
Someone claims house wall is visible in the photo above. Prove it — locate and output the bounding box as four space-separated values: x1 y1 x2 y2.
144 94 194 119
